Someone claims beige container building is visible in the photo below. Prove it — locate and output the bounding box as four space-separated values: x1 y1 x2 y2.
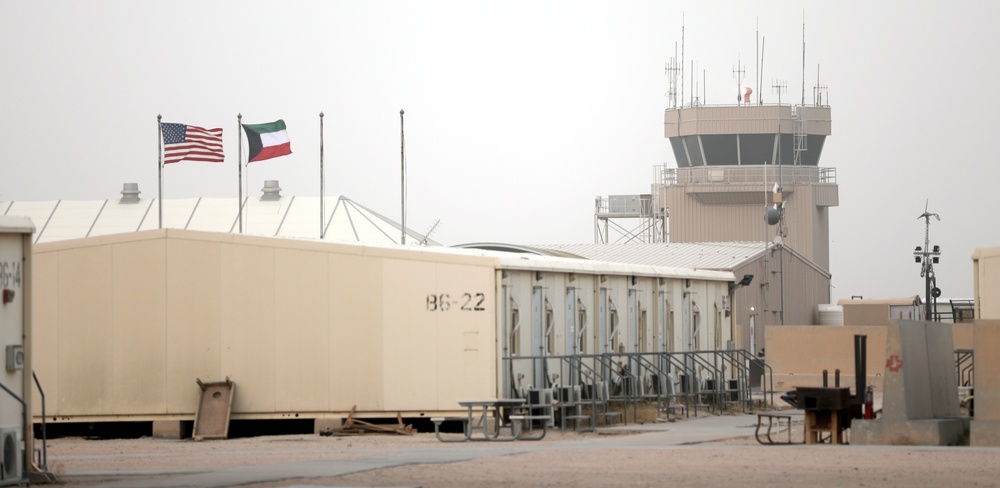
520 242 831 355
973 246 1000 319
30 229 734 424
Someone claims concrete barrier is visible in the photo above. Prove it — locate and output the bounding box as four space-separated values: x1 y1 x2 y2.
852 320 964 445
971 320 1000 446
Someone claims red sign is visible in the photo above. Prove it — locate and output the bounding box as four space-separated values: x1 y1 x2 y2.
886 354 903 373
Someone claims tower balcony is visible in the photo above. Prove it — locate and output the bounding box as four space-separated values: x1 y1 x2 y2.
655 165 838 207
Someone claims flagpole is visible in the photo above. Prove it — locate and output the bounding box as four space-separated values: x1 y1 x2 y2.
237 113 243 233
400 109 406 245
319 111 325 239
157 114 163 229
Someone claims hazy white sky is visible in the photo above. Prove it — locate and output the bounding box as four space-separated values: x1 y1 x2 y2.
2 1 999 302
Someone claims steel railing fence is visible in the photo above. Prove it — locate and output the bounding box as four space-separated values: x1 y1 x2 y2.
502 349 775 425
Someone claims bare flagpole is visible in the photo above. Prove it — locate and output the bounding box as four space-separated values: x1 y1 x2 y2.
237 113 243 233
320 111 325 239
157 114 163 229
400 109 406 245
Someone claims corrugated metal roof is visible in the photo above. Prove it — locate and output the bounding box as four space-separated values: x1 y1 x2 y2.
1 195 438 246
527 242 771 271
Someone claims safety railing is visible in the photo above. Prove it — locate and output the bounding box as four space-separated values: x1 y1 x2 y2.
502 349 775 426
32 371 48 472
956 349 974 388
655 165 837 187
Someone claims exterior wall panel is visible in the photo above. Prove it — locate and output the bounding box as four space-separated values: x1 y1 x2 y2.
165 237 223 415
766 323 971 389
973 247 1000 319
220 242 277 413
274 248 330 412
57 245 114 415
31 251 59 418
328 252 383 411
666 182 833 271
665 106 832 138
112 239 167 414
382 259 495 410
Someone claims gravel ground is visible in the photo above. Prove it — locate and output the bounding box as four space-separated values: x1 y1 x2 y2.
42 412 1000 488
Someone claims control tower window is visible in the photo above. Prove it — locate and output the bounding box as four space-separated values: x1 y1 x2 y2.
740 134 776 166
702 135 737 166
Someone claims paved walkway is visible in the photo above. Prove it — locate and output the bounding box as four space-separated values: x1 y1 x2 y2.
62 413 780 488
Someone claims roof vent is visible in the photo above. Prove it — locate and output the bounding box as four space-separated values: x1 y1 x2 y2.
261 180 281 201
120 183 141 204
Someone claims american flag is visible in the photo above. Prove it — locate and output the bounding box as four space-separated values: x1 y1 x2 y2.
160 123 224 164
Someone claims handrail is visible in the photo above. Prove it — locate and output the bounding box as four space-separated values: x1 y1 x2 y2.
712 350 748 412
32 371 47 471
955 349 974 388
730 348 775 407
557 354 601 387
504 349 775 422
657 352 697 416
630 352 687 418
679 351 725 414
656 165 837 186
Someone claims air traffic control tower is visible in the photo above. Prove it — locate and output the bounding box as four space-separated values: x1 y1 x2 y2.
658 102 837 270
595 101 838 270
595 103 839 270
653 104 839 270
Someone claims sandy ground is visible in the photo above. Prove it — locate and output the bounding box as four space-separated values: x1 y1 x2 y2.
41 411 1000 488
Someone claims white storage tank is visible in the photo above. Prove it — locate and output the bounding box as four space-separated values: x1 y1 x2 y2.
818 304 844 325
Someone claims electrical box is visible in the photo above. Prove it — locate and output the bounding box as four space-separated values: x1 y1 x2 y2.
5 346 22 372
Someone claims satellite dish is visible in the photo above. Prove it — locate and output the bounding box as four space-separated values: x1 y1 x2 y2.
764 208 781 226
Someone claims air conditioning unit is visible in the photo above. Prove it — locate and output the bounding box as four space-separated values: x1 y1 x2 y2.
0 426 21 482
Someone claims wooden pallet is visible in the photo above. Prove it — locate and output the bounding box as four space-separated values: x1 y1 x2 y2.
321 405 414 436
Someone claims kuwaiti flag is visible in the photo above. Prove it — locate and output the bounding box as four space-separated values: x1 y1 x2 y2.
241 119 292 163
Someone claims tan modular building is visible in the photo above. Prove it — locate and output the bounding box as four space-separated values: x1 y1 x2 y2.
507 242 831 355
30 229 735 425
837 296 923 326
32 229 491 424
974 246 1000 319
765 323 974 389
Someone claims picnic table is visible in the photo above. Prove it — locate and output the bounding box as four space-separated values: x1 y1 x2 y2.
432 398 530 442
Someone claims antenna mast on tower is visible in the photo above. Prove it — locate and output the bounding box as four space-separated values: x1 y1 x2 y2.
801 12 806 106
666 43 681 109
772 80 787 105
813 65 829 106
680 14 685 108
733 56 747 105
